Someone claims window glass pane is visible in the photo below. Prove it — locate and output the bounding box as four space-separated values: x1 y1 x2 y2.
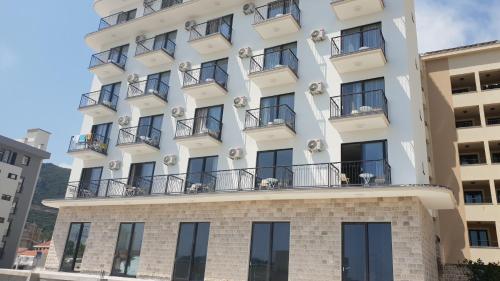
368 224 393 281
60 224 83 272
173 223 196 280
73 223 91 272
270 223 290 281
342 224 367 281
249 223 272 281
112 224 133 275
127 223 144 276
191 223 210 280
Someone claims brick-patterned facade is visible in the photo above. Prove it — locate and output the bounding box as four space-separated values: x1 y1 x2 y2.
45 197 438 281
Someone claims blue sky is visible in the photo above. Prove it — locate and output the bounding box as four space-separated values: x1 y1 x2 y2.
0 0 499 167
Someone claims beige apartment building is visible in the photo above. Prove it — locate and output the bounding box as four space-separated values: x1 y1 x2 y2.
421 41 500 265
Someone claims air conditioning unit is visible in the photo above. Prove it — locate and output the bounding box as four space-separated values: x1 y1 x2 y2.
127 73 139 83
184 20 196 31
171 106 185 118
307 139 323 153
233 96 248 108
135 34 147 43
108 160 121 171
178 61 191 72
310 29 326 42
309 82 324 95
243 3 255 15
238 47 252 58
163 155 177 166
118 116 131 126
229 147 244 160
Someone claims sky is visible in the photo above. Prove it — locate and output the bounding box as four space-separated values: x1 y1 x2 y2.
0 0 499 168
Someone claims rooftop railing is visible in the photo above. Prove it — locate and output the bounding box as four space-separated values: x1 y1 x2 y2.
68 133 110 155
79 89 118 111
127 78 169 102
245 104 296 132
331 28 385 57
89 50 127 69
254 0 300 25
175 116 223 140
330 90 388 119
182 65 229 89
249 49 298 75
135 36 176 57
117 125 161 148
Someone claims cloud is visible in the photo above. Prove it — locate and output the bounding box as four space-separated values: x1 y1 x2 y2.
0 46 17 71
416 0 500 52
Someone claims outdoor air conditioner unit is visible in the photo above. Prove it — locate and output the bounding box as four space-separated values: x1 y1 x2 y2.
178 61 191 72
242 3 255 15
127 73 140 83
135 34 147 43
163 155 177 166
309 82 324 95
171 106 185 118
108 160 121 171
238 47 252 59
307 139 324 153
229 148 244 160
311 29 326 42
184 20 197 31
118 116 131 126
233 96 248 108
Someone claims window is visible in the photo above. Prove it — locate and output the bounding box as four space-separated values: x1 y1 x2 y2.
492 152 500 163
7 173 17 180
77 167 103 197
342 223 393 281
172 222 210 281
21 155 30 166
186 156 218 192
456 120 474 128
112 223 145 277
0 149 17 165
91 123 112 145
464 191 484 204
200 58 229 87
256 149 293 188
341 140 388 185
341 78 385 116
60 222 91 272
341 23 382 54
116 9 136 25
469 229 490 247
205 15 233 40
152 31 177 55
100 82 120 107
128 162 155 194
459 154 480 165
249 222 290 281
137 114 163 146
1 194 11 201
146 71 171 97
0 218 4 223
108 44 129 66
259 93 294 127
17 176 25 193
263 42 297 71
193 105 223 137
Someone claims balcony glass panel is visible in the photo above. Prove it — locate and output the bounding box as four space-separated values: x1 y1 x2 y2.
135 32 176 57
89 45 128 69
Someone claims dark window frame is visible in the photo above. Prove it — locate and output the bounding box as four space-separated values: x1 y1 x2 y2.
1 194 11 201
469 229 491 247
60 222 91 272
111 222 145 277
21 155 31 166
172 222 211 281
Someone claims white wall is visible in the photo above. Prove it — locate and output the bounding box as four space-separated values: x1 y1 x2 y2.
69 0 428 188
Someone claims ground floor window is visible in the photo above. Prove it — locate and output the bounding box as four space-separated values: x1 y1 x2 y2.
111 222 145 277
172 222 210 281
342 222 393 281
248 222 290 281
60 222 91 272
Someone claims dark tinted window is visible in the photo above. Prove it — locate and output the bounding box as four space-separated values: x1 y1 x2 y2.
173 222 210 281
60 223 91 272
464 191 484 204
112 223 145 277
469 229 490 247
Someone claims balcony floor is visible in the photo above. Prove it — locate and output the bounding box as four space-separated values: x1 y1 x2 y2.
249 66 298 88
78 104 116 117
88 62 124 78
68 149 107 161
117 142 159 155
188 33 232 55
135 49 174 68
175 134 222 149
182 81 227 100
126 94 167 110
330 111 389 132
244 124 295 141
330 48 386 73
331 0 384 20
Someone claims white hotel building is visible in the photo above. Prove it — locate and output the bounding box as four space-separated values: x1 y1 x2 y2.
42 0 456 280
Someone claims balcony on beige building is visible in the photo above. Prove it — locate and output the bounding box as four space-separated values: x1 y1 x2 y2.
479 69 500 92
459 142 487 166
485 104 500 127
488 140 500 164
463 181 493 205
455 106 481 129
467 221 499 263
451 73 477 95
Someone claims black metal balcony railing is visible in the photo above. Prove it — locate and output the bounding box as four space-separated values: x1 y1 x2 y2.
117 125 161 148
135 37 176 57
481 82 500 91
254 0 300 25
189 18 233 42
175 116 223 140
245 104 296 132
89 50 127 70
250 49 298 76
79 89 119 111
68 133 110 155
127 79 169 102
143 0 183 15
98 10 136 30
330 90 388 119
331 28 386 57
340 159 391 185
183 65 229 89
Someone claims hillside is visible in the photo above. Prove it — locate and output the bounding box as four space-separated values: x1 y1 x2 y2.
26 163 70 241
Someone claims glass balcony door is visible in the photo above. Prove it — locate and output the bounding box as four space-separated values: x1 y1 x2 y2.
108 44 129 65
259 94 294 126
186 156 218 190
152 30 176 53
263 42 297 70
341 78 384 115
341 140 387 185
256 149 293 188
100 82 120 105
128 162 155 194
193 105 223 136
205 15 232 38
137 114 163 143
146 71 170 93
200 58 228 85
79 167 103 196
341 23 381 54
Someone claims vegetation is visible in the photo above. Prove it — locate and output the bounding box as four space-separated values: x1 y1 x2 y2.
463 259 500 281
26 163 70 241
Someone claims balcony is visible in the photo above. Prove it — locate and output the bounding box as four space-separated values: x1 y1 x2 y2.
244 105 296 141
93 0 140 16
126 79 169 110
174 117 222 148
67 134 109 160
46 161 454 211
88 50 126 78
97 10 136 30
330 28 386 73
331 0 384 20
329 90 389 132
117 125 161 155
135 37 175 68
182 66 228 100
253 0 301 39
188 18 232 54
78 89 118 117
249 49 298 88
